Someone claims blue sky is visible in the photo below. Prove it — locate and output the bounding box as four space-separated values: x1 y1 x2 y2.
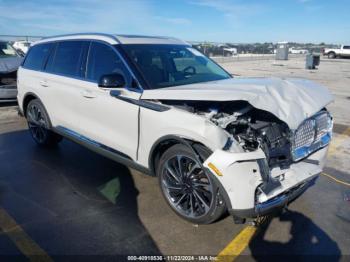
0 0 349 44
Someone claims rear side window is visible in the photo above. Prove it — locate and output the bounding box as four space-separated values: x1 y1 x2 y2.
22 43 53 70
86 42 131 83
48 41 85 77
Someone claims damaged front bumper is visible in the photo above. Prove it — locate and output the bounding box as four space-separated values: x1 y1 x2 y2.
203 145 328 219
254 176 317 216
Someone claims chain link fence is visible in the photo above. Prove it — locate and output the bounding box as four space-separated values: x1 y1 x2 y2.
211 53 306 63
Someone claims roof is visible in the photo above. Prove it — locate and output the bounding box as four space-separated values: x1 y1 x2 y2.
33 33 189 46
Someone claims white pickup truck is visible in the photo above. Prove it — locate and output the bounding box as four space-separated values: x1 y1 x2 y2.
323 45 350 58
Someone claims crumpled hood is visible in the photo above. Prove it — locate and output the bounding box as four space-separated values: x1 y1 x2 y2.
0 57 23 74
141 77 334 129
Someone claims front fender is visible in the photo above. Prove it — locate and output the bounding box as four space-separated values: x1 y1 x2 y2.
137 106 234 167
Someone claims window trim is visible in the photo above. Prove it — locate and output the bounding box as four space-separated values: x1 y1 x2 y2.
22 39 144 93
21 42 55 70
85 40 141 92
44 41 88 78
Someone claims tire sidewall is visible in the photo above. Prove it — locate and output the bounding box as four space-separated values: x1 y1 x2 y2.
157 144 225 224
27 99 52 129
26 99 61 146
328 52 336 59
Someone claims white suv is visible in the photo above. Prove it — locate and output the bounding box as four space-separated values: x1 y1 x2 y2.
17 33 333 224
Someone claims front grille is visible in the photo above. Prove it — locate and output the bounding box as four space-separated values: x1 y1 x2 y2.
293 118 315 148
291 111 332 161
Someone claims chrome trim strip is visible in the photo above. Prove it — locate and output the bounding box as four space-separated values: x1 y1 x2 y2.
23 39 144 93
56 126 130 159
40 33 121 44
255 176 318 215
110 90 170 112
292 132 331 161
292 111 332 161
54 126 151 175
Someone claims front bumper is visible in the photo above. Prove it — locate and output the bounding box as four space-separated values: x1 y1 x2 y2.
233 176 318 218
203 145 329 218
0 85 17 102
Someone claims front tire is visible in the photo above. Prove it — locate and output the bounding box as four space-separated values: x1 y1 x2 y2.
26 99 62 146
157 144 226 224
328 52 336 59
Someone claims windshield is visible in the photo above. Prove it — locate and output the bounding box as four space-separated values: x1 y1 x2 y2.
0 42 19 58
122 44 231 89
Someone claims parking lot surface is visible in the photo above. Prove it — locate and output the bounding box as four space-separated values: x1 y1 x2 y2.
1 57 350 260
220 56 350 127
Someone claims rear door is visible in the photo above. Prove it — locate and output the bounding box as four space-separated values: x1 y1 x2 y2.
342 46 350 56
77 41 141 160
42 40 89 130
18 43 54 113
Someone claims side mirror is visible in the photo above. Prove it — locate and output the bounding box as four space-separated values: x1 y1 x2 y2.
98 73 126 88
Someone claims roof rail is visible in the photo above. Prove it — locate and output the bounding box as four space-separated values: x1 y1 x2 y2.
41 33 121 44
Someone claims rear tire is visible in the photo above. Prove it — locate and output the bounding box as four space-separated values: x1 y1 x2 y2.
328 52 336 59
26 99 62 147
157 143 226 224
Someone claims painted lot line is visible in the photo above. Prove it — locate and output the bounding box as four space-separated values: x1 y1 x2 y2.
216 127 350 261
216 226 257 261
0 208 52 261
327 127 350 155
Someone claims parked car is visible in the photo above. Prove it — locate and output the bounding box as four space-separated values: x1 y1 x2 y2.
17 34 333 224
289 47 308 54
12 40 32 54
323 45 350 58
0 41 23 102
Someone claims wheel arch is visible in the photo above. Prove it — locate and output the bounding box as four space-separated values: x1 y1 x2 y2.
22 92 39 116
148 135 212 176
22 93 54 128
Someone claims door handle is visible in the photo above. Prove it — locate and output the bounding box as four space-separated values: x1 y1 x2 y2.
40 80 49 87
81 90 96 98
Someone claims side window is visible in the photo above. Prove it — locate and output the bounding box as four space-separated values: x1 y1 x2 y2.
49 41 85 77
343 46 350 49
22 43 53 70
86 42 131 84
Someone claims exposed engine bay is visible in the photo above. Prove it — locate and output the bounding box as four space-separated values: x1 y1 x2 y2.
162 100 293 168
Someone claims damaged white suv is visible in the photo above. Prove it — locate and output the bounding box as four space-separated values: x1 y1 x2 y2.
17 34 333 224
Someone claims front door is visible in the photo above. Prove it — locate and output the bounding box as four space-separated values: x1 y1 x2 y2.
76 41 141 160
